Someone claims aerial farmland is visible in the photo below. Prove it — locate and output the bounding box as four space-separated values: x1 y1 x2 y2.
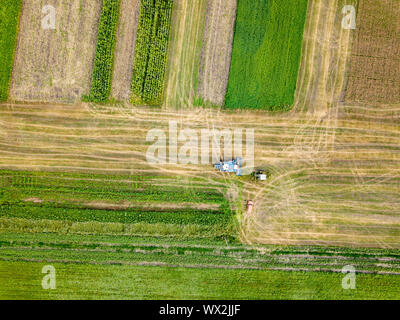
0 0 399 303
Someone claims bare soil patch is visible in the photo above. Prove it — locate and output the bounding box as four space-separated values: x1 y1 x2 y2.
345 0 400 104
196 0 237 106
9 0 102 103
111 0 141 100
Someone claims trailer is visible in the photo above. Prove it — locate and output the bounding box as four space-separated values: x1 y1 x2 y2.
255 169 267 181
246 200 254 214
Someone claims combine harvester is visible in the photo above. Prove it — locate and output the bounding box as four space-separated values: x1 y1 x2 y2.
214 158 267 215
214 158 267 181
214 157 243 176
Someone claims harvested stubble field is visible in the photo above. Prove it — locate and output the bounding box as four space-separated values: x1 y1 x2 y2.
163 0 208 108
0 102 399 251
196 0 237 107
345 0 400 105
294 0 358 114
10 0 102 103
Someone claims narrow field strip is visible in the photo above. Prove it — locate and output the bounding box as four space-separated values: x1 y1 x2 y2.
3 261 400 299
0 217 228 240
111 0 141 100
131 0 174 105
225 0 309 110
10 0 102 103
1 246 400 275
88 0 121 102
0 0 22 101
196 0 237 106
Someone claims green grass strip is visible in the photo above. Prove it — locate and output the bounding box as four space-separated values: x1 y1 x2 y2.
0 0 22 102
1 261 400 299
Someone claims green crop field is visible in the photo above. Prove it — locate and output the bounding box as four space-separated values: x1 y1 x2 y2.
0 170 236 240
88 0 121 102
225 0 308 110
0 0 22 102
1 257 400 299
2 169 399 300
131 0 174 105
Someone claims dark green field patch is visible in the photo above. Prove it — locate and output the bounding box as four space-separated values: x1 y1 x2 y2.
225 0 308 110
88 0 121 102
130 0 174 105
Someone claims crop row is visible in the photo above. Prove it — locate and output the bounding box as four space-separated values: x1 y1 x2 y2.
0 170 226 185
0 201 232 226
88 0 121 102
0 231 232 247
1 172 227 204
5 231 400 259
3 235 400 267
0 217 232 240
130 0 174 105
1 240 400 274
3 183 226 204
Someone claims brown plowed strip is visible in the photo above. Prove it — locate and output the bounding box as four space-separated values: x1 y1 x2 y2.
197 0 237 106
111 0 141 100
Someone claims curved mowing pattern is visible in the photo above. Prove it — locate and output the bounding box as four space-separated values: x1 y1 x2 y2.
89 0 121 102
225 0 308 110
131 0 174 105
0 0 22 102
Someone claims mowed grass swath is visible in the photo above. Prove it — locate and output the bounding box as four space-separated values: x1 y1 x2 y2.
225 0 308 110
88 0 121 102
0 0 22 102
131 0 174 105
